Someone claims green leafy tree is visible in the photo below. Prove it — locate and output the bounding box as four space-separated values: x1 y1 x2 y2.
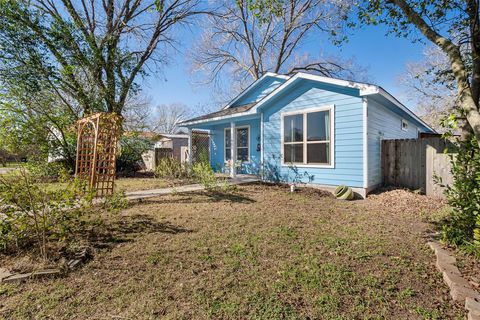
116 136 153 173
0 0 205 164
357 0 480 144
0 0 204 114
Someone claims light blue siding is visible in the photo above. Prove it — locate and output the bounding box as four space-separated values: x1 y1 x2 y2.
232 76 286 107
367 98 419 187
185 74 434 193
262 79 364 187
208 119 261 174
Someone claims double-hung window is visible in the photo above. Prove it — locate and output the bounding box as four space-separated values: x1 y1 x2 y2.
225 126 249 162
282 106 333 166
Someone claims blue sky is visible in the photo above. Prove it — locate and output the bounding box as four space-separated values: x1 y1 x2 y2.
142 22 427 113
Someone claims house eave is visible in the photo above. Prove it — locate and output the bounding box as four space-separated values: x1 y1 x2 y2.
251 72 379 113
180 111 258 127
360 87 435 133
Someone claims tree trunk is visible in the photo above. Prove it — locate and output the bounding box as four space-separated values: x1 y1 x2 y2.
391 0 480 148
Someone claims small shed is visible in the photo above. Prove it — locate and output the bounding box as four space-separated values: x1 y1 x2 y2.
142 133 189 171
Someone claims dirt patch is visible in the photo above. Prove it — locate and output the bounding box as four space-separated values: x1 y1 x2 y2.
0 184 466 319
368 187 447 215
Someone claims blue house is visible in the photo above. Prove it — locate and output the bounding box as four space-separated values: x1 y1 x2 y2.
182 72 434 197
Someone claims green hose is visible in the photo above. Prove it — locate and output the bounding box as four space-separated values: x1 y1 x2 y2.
334 185 354 200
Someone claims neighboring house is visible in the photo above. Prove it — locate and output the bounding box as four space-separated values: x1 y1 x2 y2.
142 133 189 171
181 72 435 197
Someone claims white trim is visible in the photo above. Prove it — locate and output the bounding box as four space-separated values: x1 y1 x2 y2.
182 72 435 134
362 98 368 189
251 73 377 113
249 72 434 133
187 128 192 164
181 112 258 127
401 119 409 131
224 125 251 163
280 105 335 169
260 112 264 178
376 87 434 132
222 73 290 110
159 133 189 139
230 122 236 177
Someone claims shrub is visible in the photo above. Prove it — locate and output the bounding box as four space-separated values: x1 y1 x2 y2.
192 161 217 191
103 190 128 214
0 168 94 258
23 160 71 182
155 157 189 180
116 136 153 173
441 135 480 255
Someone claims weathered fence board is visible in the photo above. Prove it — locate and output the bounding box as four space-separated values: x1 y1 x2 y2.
426 147 454 198
381 137 453 197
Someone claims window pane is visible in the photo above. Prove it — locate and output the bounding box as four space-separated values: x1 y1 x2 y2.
284 144 303 163
307 111 329 141
237 148 248 161
284 114 303 142
307 143 329 164
225 129 231 148
237 128 248 148
225 148 231 161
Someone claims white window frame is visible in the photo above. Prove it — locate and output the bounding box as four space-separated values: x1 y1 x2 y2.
224 125 250 163
401 119 409 131
281 105 335 168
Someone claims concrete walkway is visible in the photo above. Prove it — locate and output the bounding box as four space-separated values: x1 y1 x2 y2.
125 175 259 201
0 167 17 175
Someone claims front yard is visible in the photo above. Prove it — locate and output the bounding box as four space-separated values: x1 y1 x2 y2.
42 176 192 193
0 184 468 319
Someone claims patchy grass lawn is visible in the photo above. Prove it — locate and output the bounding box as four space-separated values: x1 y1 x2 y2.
42 177 192 193
0 184 465 319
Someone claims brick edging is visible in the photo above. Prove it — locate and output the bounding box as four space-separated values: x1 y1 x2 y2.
428 242 480 320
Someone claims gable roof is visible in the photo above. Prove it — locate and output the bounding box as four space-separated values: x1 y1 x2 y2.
222 72 289 110
182 72 434 132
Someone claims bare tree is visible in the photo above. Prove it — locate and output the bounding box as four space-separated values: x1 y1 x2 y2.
123 95 154 132
398 46 457 131
190 0 357 96
153 103 192 134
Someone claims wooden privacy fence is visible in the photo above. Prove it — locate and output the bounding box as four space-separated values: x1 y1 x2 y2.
381 137 454 197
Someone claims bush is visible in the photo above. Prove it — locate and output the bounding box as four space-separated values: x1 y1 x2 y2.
155 157 189 180
192 161 217 191
103 190 128 214
116 136 153 173
23 160 71 182
441 136 480 255
0 168 94 258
